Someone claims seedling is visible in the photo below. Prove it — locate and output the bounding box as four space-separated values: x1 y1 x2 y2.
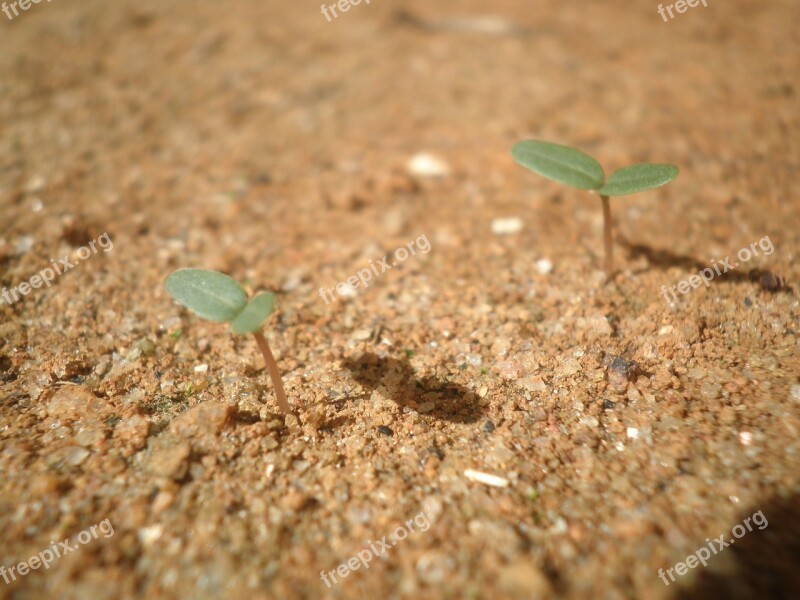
511 140 679 277
165 269 291 414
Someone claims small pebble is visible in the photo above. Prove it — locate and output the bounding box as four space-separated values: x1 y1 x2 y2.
497 358 523 381
700 382 721 400
152 491 175 513
418 401 436 413
47 385 105 422
338 283 358 299
416 552 454 585
491 217 524 236
483 420 496 433
466 354 482 367
627 385 642 403
146 437 190 480
790 384 800 403
464 469 510 488
560 357 582 377
283 489 311 512
377 425 394 437
138 525 164 546
758 271 784 292
535 259 553 275
406 153 451 178
608 356 639 390
14 235 35 255
65 446 91 466
137 338 156 357
26 174 46 193
281 270 304 292
170 402 232 438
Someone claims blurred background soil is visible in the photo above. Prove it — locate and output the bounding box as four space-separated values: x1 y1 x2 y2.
0 0 798 598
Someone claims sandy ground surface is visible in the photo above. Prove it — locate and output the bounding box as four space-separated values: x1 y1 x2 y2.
1 0 799 598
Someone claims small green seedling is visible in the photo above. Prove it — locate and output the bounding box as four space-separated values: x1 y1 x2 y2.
512 140 679 277
165 269 291 414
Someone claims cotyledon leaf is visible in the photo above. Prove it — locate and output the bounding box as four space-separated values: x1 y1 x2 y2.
230 292 276 335
165 269 248 323
599 163 679 196
512 140 605 190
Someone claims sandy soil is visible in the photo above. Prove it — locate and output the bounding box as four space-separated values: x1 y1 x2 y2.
1 0 799 598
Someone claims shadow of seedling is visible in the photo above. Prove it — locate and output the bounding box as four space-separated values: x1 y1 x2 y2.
343 353 484 424
620 238 770 286
678 493 800 599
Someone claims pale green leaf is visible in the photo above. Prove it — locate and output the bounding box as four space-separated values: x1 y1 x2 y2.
512 140 605 190
230 292 276 335
165 269 248 323
599 163 679 196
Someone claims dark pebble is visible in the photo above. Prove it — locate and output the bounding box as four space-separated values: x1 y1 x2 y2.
377 425 394 437
609 356 639 381
758 271 784 292
743 296 752 307
603 400 616 410
483 420 495 433
429 445 445 460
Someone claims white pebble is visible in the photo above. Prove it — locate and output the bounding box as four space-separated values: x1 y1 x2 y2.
790 384 800 403
464 469 510 488
739 431 753 446
466 354 482 367
25 174 46 193
339 283 358 298
536 259 553 275
137 525 163 546
626 427 639 440
407 153 451 178
193 364 209 373
14 235 34 255
491 217 524 236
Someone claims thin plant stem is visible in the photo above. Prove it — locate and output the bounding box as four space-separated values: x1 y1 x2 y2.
253 332 291 414
601 194 614 278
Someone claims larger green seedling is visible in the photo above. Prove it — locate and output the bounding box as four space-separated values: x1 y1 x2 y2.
165 269 291 414
512 140 679 278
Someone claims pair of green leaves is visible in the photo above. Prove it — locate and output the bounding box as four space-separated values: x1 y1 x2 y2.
511 140 678 196
165 269 276 335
